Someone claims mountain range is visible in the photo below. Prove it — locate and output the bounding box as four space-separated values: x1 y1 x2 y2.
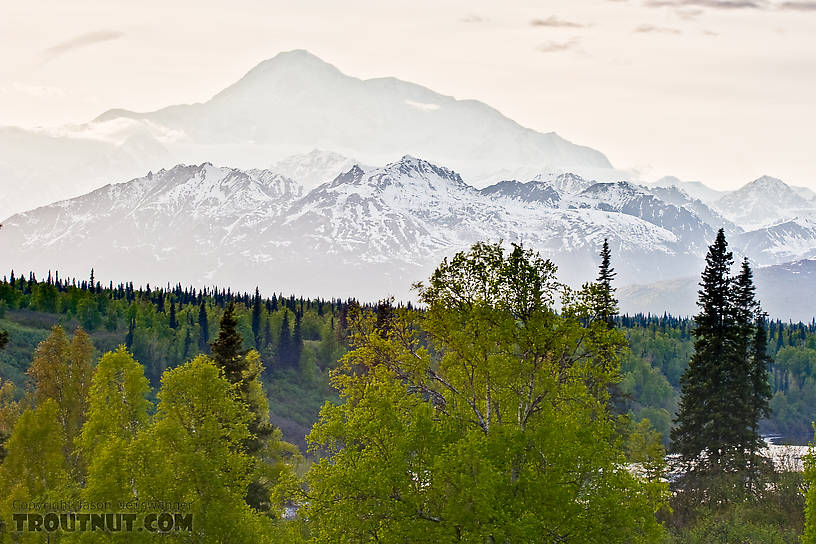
0 50 617 221
2 51 815 319
3 152 816 319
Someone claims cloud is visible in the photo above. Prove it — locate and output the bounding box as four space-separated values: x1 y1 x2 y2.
779 1 816 9
0 82 65 97
644 0 767 8
538 38 581 53
676 7 706 17
40 31 124 62
634 23 683 33
530 16 586 28
460 14 483 23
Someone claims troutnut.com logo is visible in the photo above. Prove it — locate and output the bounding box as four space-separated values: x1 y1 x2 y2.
9 500 193 533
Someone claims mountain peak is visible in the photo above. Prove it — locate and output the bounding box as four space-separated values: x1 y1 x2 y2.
252 49 339 73
211 50 345 103
390 155 465 186
747 175 786 189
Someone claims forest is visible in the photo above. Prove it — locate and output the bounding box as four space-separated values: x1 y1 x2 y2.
1 237 816 542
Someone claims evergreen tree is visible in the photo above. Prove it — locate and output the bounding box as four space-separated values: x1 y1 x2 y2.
672 229 734 465
168 299 178 329
292 311 303 368
597 238 618 328
125 317 135 349
210 302 248 384
750 316 772 440
210 304 288 513
198 299 210 352
278 311 292 367
671 230 772 502
252 287 262 348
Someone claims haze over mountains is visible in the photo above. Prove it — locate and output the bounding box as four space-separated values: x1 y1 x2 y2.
0 50 616 221
2 50 816 319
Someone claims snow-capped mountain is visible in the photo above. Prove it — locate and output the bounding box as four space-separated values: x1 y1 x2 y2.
650 176 727 204
0 50 619 221
567 181 717 254
644 185 740 235
713 175 816 230
479 180 561 206
270 150 363 192
791 186 816 202
734 216 816 266
0 156 708 301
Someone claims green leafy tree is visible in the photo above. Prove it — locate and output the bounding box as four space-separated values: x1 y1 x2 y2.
130 356 266 542
0 378 22 463
0 400 75 541
77 347 152 504
804 429 816 544
27 325 94 465
304 242 666 543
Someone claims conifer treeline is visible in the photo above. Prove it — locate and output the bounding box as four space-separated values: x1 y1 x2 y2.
2 268 816 442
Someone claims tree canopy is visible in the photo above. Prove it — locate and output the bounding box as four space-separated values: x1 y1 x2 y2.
304 242 667 543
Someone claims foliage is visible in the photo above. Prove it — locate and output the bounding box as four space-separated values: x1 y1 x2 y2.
304 242 667 543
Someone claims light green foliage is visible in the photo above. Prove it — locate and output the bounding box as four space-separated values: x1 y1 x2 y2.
130 355 265 542
626 418 669 483
27 325 94 466
78 347 152 505
0 400 75 541
804 430 816 544
305 242 667 543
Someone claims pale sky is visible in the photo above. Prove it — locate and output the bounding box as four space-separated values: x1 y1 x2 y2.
1 0 815 190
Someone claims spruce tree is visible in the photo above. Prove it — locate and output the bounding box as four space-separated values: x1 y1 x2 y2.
209 303 278 512
168 300 178 329
671 230 772 485
597 238 617 328
210 302 247 384
750 316 772 443
672 229 734 466
198 300 210 352
292 311 303 368
251 287 262 348
277 311 290 366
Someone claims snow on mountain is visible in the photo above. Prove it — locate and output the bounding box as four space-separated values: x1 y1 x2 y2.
270 150 363 192
479 180 561 206
644 185 740 234
478 172 594 205
0 156 705 301
0 164 303 289
734 215 816 266
537 172 596 195
93 49 612 185
713 175 816 230
564 181 718 254
0 50 616 220
792 186 816 201
649 176 727 204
